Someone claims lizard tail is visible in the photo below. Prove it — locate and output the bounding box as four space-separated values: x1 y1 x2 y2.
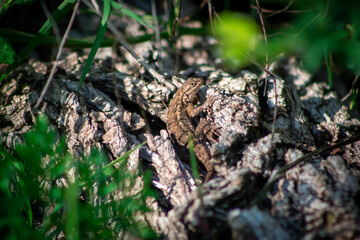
193 142 215 182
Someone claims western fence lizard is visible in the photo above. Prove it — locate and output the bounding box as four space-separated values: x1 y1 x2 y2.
167 77 217 181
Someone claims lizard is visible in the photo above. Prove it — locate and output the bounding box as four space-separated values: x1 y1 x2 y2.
166 77 217 182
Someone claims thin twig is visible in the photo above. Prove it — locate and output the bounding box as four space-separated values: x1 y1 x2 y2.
90 0 99 11
294 12 321 38
255 0 269 96
341 75 359 102
171 0 182 74
244 52 271 76
271 76 278 136
82 0 175 90
34 0 80 109
254 0 278 146
207 0 216 35
250 1 305 15
40 0 61 47
267 0 294 17
171 0 182 41
251 133 360 205
151 0 163 72
108 20 174 88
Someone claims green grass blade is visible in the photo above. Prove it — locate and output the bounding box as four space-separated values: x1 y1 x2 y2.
0 0 15 17
23 200 33 227
166 0 175 38
324 46 333 88
188 137 200 181
78 0 110 90
0 25 206 48
65 182 79 240
103 141 146 170
111 1 154 29
350 88 358 110
88 141 146 181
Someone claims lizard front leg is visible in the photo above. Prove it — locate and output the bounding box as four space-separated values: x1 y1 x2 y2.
187 95 216 118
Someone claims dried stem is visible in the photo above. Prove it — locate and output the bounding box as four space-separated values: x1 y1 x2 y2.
35 0 80 109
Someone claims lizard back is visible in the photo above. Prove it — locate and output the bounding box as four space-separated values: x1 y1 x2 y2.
167 78 204 146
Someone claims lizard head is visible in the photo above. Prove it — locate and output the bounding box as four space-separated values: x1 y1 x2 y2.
181 78 204 103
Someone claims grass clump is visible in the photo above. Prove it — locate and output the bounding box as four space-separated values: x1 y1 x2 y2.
0 115 158 239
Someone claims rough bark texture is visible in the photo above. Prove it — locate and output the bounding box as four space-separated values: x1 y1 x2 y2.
1 51 360 239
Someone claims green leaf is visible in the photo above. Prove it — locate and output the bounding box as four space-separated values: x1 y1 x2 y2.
111 1 154 29
14 0 37 3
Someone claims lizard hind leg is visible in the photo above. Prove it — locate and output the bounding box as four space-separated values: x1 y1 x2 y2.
194 118 220 143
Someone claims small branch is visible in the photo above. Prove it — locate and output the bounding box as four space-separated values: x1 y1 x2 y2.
341 75 359 102
151 0 163 72
254 0 269 97
34 0 80 109
255 0 268 71
207 0 216 35
171 0 182 42
171 0 182 74
267 0 294 17
250 0 305 16
252 2 278 148
252 133 360 205
0 26 207 48
40 0 61 47
82 0 175 90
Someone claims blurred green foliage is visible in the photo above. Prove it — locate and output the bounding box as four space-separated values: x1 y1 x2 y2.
215 0 359 72
0 115 158 239
0 37 16 64
214 0 360 108
214 12 259 68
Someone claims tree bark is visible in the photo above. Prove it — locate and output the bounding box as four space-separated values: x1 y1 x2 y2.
1 55 360 239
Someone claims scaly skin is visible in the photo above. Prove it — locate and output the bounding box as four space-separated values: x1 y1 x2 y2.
167 78 215 182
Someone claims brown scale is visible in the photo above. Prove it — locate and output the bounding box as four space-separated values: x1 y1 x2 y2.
167 78 217 181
